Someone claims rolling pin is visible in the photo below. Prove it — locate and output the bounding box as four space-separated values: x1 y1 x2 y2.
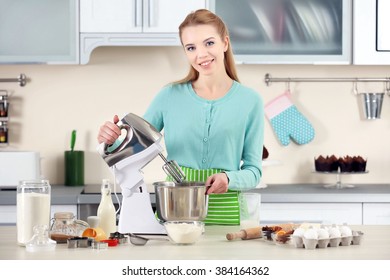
226 227 262 241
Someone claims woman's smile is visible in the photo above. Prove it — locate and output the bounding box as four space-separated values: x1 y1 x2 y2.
199 59 214 67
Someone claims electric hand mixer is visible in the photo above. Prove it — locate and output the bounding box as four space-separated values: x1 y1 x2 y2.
98 113 186 234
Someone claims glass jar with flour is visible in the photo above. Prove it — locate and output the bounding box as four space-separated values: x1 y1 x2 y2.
17 180 51 246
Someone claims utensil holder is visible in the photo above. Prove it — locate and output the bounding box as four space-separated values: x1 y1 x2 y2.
360 92 384 120
65 150 84 186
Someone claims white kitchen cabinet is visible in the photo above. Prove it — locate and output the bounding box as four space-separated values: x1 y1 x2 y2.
0 206 17 225
0 0 79 64
363 203 390 225
0 205 77 225
260 203 362 225
353 0 390 65
80 0 207 64
210 0 352 64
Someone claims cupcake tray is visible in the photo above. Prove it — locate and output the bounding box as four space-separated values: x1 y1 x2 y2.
313 170 369 189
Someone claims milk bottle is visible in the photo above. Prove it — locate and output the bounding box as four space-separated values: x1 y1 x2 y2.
17 180 51 246
97 179 117 236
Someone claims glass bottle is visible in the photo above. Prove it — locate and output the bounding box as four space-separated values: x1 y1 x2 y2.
17 180 51 246
97 179 117 236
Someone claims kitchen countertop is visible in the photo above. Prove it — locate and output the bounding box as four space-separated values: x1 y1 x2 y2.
1 184 390 206
0 225 389 260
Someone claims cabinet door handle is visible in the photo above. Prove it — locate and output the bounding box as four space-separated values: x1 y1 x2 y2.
135 0 142 27
148 0 154 27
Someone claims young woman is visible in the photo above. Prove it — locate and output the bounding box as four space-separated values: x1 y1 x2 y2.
97 9 264 225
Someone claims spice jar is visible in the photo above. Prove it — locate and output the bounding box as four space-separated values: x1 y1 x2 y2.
50 212 89 243
0 93 8 117
0 121 8 144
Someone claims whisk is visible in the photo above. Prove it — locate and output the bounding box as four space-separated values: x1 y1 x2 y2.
159 153 186 183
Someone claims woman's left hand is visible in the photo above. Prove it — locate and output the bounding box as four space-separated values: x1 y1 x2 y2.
205 173 229 194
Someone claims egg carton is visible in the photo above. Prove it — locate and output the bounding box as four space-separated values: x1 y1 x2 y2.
291 230 364 250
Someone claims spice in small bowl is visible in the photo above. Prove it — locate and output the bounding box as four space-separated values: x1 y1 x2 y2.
271 230 292 245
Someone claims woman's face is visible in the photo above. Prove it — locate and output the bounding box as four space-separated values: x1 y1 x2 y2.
181 24 228 76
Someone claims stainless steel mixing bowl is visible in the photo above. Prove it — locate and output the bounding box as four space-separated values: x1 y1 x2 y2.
153 181 208 222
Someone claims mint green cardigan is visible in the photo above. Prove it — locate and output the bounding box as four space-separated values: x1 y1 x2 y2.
143 81 264 190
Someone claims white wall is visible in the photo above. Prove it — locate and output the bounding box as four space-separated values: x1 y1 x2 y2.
0 46 389 186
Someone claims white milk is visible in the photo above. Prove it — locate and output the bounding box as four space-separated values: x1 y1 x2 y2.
97 180 117 236
17 192 51 246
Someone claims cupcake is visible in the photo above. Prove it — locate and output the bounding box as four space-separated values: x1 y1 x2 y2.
352 156 367 172
315 155 339 172
339 156 354 172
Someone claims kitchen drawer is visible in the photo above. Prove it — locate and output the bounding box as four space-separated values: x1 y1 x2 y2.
0 205 77 225
363 203 390 225
0 205 16 225
260 203 362 225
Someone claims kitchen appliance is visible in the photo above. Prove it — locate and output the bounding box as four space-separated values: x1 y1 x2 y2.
98 113 185 234
153 181 208 222
0 151 41 189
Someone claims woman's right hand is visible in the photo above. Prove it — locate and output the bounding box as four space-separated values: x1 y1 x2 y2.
97 115 121 144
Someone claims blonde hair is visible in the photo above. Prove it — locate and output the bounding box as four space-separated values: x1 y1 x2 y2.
173 9 239 84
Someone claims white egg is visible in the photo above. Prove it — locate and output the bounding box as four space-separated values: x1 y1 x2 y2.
293 227 306 237
317 228 330 239
303 228 318 239
340 225 352 237
328 226 341 238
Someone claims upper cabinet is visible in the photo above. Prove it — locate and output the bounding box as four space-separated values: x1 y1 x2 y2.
0 0 79 64
210 0 352 64
353 0 390 65
1 0 390 65
80 0 207 64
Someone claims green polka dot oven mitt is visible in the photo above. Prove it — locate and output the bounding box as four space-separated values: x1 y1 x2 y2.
265 91 315 146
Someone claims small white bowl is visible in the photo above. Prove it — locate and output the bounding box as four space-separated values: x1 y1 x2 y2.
164 221 204 245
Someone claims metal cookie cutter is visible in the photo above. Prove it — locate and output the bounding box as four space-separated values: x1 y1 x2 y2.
91 240 109 250
110 231 129 245
67 237 93 248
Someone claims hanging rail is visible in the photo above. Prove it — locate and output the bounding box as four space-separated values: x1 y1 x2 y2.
0 73 27 87
264 73 390 86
